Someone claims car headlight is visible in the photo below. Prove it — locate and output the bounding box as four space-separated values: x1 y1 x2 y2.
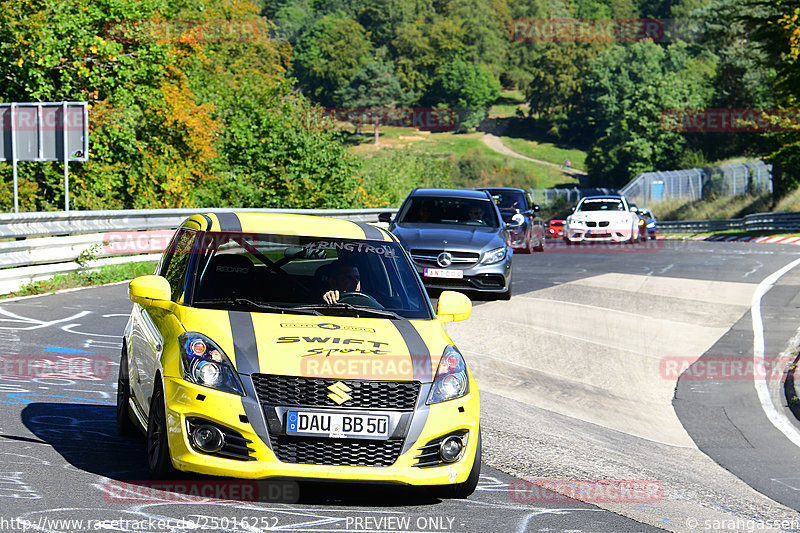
179 332 245 396
568 218 583 227
481 246 506 265
427 346 469 404
647 222 655 228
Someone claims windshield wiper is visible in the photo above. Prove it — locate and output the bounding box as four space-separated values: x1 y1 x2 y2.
194 298 322 315
294 303 402 319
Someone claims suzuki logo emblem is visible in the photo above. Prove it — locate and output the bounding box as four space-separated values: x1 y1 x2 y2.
436 252 453 267
327 381 352 405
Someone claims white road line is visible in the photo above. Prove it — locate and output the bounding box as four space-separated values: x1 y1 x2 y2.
752 256 800 448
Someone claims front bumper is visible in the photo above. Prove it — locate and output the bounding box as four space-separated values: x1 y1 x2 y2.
162 376 480 486
564 226 633 243
411 258 511 294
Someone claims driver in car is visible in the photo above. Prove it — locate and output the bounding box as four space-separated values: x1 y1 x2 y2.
323 261 361 304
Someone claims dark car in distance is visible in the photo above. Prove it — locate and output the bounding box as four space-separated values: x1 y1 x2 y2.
380 188 515 300
475 187 545 253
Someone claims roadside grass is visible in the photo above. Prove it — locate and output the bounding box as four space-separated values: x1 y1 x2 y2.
648 192 773 220
356 131 580 191
501 136 587 170
2 260 157 299
489 89 528 118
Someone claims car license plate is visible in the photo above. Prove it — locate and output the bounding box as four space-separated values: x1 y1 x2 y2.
424 268 463 279
286 411 390 439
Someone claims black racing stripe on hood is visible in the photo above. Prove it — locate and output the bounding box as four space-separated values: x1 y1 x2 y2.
228 311 259 375
355 222 384 241
391 320 432 381
216 212 242 232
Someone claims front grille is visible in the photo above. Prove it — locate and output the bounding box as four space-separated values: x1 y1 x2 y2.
409 249 479 267
586 221 597 227
271 435 404 466
186 417 256 461
599 221 610 227
251 374 420 410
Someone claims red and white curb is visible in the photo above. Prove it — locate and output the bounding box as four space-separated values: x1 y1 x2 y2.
658 235 800 245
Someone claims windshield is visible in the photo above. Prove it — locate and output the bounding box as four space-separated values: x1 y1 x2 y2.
397 197 499 227
487 191 526 210
576 198 625 212
187 232 432 319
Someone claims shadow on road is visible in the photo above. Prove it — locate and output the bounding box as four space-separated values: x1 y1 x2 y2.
21 402 443 507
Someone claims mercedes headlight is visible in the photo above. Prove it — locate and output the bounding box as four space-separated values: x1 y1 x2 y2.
481 247 506 265
427 346 469 404
179 333 244 395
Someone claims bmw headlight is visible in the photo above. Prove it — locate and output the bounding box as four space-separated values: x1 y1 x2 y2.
481 247 506 265
179 333 245 395
568 218 583 227
427 346 469 404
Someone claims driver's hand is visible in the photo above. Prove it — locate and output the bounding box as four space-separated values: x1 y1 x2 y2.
323 290 339 304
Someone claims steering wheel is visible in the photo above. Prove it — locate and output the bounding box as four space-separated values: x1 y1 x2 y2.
338 292 384 309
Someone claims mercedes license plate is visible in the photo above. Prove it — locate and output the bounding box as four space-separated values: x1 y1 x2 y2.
424 268 463 279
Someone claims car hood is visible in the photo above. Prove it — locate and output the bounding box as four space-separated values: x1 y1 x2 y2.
179 309 452 382
390 223 506 251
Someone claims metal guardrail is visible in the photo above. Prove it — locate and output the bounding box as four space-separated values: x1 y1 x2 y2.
0 208 398 295
659 211 800 233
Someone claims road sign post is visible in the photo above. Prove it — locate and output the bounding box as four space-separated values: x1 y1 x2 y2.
0 102 88 213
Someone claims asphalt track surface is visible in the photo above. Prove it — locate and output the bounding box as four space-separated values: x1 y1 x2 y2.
1 239 800 532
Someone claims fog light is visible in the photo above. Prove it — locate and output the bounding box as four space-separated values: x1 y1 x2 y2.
193 424 224 452
439 435 464 462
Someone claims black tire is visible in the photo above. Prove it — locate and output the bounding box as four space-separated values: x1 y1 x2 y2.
116 345 137 437
499 277 512 301
533 234 544 252
146 380 175 479
430 430 482 499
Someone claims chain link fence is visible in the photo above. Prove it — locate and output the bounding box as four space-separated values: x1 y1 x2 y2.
619 161 772 206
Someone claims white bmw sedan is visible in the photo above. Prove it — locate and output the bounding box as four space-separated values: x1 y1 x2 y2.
563 195 641 245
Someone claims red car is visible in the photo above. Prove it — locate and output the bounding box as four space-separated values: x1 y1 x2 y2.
548 219 565 238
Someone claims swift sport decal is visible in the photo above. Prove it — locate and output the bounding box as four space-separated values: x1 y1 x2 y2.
277 336 390 358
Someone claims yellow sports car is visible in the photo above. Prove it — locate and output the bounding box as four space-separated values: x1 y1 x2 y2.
118 213 481 498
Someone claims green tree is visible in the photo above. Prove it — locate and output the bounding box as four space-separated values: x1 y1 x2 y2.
433 56 501 130
583 42 710 186
335 51 414 143
293 17 374 106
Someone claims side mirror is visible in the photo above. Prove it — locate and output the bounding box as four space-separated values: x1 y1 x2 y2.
129 275 174 310
436 290 472 323
533 204 541 212
570 206 575 213
378 212 393 224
